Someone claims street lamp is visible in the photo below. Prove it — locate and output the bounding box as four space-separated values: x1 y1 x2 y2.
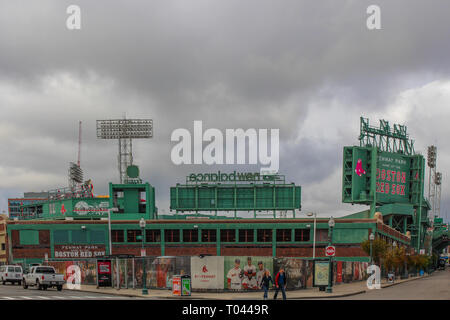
139 217 148 295
326 216 335 293
108 207 119 255
369 233 375 264
306 212 317 260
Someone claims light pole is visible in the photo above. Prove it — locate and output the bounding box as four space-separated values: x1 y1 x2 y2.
326 216 335 293
139 218 148 295
108 207 119 255
369 233 375 264
307 212 317 260
392 241 397 275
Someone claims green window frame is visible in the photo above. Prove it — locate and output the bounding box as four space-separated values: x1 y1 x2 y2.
19 230 39 245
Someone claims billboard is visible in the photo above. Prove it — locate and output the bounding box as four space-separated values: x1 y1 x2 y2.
191 256 224 290
170 183 301 212
342 146 422 205
375 152 410 203
224 256 273 290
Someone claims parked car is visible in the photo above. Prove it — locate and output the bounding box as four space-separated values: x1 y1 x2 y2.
0 265 23 285
23 266 65 291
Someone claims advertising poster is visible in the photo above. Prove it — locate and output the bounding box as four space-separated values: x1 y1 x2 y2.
191 256 224 290
151 256 175 288
224 256 273 290
336 261 343 283
97 260 112 287
314 261 329 287
343 261 353 283
305 261 314 287
274 258 310 289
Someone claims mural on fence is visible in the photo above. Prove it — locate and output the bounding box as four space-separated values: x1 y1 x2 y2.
224 256 273 290
45 258 369 290
274 258 314 289
191 256 224 289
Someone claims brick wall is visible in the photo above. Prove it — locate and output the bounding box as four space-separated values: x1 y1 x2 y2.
165 245 216 256
276 245 367 258
112 245 161 256
13 247 51 259
221 245 272 256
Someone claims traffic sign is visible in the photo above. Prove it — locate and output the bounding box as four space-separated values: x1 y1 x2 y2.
325 246 336 257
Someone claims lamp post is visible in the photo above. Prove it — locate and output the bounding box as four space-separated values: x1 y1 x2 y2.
108 207 119 255
139 218 148 295
306 212 317 260
326 216 335 293
369 233 375 264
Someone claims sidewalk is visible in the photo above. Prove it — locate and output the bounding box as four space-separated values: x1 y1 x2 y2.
67 274 430 300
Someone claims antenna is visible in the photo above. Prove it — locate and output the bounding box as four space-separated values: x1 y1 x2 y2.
78 121 82 166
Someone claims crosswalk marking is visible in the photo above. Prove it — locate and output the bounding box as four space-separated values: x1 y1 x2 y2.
69 296 83 299
36 296 51 300
0 296 15 300
19 296 33 300
50 296 66 299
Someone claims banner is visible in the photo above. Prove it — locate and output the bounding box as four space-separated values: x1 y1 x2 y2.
191 256 224 290
224 256 272 290
274 258 312 290
97 260 112 287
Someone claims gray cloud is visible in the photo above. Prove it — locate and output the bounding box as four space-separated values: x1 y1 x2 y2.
0 0 449 222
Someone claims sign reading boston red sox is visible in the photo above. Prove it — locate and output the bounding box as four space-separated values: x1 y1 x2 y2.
54 245 106 258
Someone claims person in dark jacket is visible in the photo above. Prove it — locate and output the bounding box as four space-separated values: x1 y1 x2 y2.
273 267 287 300
260 270 273 300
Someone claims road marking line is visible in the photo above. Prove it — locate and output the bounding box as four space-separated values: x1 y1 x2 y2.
0 297 15 300
69 296 83 299
19 296 33 300
36 296 51 300
50 296 66 299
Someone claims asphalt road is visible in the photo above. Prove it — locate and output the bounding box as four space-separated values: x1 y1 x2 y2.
0 283 142 300
325 268 450 300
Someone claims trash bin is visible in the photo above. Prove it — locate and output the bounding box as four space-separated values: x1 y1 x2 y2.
387 273 395 283
181 275 191 296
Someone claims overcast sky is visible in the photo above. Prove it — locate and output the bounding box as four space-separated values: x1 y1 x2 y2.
0 0 449 222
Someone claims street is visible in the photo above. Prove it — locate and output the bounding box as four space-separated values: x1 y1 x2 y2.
0 283 143 300
321 268 450 300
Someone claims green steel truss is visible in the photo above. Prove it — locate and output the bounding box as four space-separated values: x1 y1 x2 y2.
359 117 415 155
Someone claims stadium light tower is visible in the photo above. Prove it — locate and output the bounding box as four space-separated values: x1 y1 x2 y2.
96 117 153 183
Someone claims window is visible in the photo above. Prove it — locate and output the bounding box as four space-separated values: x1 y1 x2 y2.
72 230 88 244
111 230 124 242
90 230 105 244
201 229 216 242
239 229 254 242
315 229 329 242
54 230 69 244
295 229 310 242
165 229 180 242
276 229 292 242
146 230 161 242
19 230 39 245
127 230 142 242
220 229 236 242
257 229 272 242
1 244 5 251
183 229 198 242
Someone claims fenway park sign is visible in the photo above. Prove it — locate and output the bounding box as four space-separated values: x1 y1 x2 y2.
54 245 106 258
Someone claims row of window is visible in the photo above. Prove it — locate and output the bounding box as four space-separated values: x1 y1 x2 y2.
111 228 323 243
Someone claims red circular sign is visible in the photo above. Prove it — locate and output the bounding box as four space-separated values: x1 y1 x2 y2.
325 246 336 256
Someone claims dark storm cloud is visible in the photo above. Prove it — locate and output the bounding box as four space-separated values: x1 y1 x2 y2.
0 0 450 220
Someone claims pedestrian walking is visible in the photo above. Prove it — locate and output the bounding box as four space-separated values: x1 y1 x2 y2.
260 270 273 300
273 267 287 300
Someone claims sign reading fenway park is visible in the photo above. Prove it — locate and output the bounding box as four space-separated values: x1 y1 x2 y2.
54 245 106 258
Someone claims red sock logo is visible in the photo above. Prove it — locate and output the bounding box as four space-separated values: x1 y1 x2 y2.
355 159 366 176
